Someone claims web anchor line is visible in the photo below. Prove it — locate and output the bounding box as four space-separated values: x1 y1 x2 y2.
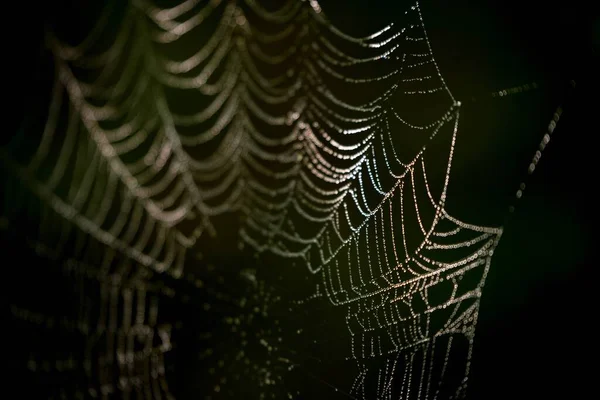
507 79 576 217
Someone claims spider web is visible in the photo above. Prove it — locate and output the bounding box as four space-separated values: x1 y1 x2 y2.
2 0 559 399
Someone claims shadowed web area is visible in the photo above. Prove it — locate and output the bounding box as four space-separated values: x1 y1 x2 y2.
3 0 593 399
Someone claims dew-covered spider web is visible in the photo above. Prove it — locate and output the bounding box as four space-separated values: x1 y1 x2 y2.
2 0 567 399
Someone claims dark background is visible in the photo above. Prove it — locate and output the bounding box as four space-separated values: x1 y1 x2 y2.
8 0 597 399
